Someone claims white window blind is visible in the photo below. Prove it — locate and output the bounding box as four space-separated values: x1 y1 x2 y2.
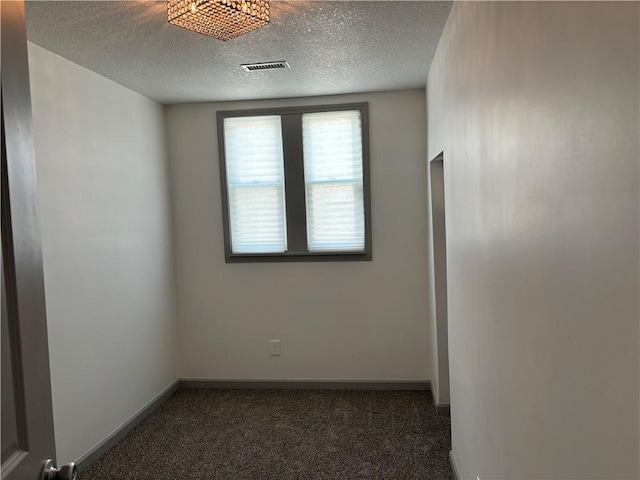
302 110 365 252
224 116 287 253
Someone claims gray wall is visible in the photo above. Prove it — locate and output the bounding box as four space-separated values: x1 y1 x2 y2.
165 90 433 382
427 2 639 478
28 43 178 464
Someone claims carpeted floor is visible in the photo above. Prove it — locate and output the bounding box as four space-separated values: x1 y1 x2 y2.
79 388 453 480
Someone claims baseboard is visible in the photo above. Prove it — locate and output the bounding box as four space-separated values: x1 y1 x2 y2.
449 450 462 480
180 379 431 390
76 379 180 473
429 380 451 415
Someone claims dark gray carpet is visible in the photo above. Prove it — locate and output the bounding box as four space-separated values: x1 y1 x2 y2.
80 388 453 480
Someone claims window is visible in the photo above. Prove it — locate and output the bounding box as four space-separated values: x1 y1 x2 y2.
217 103 371 262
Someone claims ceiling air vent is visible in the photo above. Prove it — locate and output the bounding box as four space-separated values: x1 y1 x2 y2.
241 61 290 72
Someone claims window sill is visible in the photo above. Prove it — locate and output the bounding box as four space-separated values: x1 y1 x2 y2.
225 251 372 263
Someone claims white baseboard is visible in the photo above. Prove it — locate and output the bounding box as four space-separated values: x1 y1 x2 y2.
76 379 180 472
449 449 462 480
180 378 430 390
430 380 451 415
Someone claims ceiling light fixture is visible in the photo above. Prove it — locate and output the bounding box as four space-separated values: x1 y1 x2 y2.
167 0 270 41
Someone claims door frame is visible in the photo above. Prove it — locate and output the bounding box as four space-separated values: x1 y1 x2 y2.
429 152 450 411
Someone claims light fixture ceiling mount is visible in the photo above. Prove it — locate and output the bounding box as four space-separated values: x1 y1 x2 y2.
167 0 270 41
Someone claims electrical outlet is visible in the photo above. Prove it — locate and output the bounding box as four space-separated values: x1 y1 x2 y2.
270 340 281 356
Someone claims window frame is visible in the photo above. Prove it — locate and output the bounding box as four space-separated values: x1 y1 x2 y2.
217 102 372 263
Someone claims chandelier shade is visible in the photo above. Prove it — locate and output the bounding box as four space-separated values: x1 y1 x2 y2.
167 0 270 41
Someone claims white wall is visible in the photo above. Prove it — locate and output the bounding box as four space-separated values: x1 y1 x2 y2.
166 90 432 381
427 2 639 479
28 43 178 464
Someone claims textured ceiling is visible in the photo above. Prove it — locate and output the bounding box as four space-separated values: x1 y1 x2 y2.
25 1 452 104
